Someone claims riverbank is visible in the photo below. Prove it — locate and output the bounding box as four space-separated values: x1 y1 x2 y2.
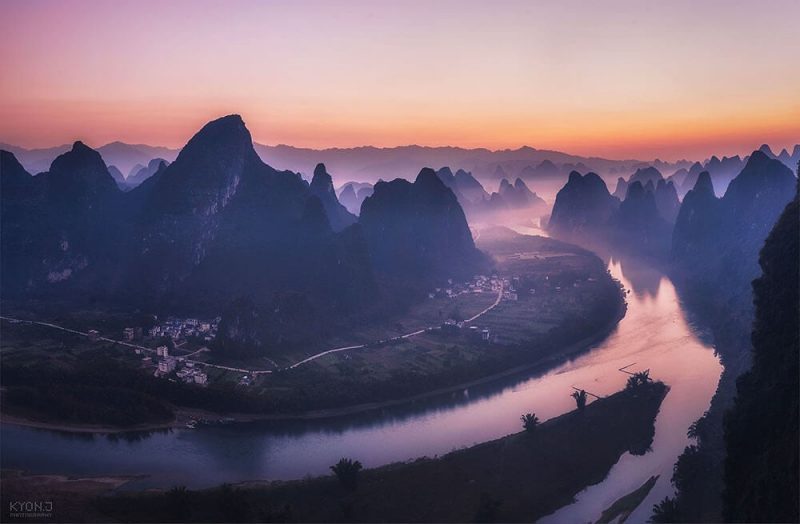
657 275 754 521
1 470 141 523
91 381 668 523
1 296 626 435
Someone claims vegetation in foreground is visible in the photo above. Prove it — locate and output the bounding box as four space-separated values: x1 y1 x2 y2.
722 181 798 522
88 381 667 523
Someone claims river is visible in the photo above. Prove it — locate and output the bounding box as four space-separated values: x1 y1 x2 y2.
1 245 722 523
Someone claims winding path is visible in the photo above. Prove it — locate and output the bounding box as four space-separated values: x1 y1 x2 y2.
0 316 270 375
0 284 504 376
288 282 503 368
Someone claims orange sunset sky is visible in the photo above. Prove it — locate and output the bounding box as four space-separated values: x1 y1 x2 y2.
1 0 798 161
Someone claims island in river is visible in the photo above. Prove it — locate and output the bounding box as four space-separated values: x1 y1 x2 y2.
0 228 625 430
1 381 667 523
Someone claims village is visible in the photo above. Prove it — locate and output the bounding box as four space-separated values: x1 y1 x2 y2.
87 316 223 388
82 274 510 390
70 260 598 395
431 274 510 344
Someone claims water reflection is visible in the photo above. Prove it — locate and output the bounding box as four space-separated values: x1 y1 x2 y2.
0 248 722 523
540 257 722 524
614 255 664 299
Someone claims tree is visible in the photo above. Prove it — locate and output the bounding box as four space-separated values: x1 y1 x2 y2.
217 483 248 522
626 370 650 390
473 492 502 523
520 413 539 433
650 496 680 523
330 458 363 491
164 485 191 522
686 420 699 440
571 389 587 410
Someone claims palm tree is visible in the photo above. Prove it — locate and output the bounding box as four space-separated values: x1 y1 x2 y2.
687 420 700 440
571 389 588 410
330 458 363 491
650 496 680 523
520 413 540 433
626 370 651 390
165 486 190 522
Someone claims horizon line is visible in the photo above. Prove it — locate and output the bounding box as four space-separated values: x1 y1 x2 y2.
3 137 798 167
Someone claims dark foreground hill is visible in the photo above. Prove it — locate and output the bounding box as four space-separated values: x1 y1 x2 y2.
723 180 798 523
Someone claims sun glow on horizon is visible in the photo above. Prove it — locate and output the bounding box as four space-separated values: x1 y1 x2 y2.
1 0 799 161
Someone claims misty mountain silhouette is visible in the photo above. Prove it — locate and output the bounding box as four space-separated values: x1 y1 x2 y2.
337 181 374 215
1 116 490 353
549 169 678 256
497 178 546 209
548 171 619 235
629 166 663 187
309 163 357 231
119 115 374 313
654 179 681 223
609 180 672 254
672 151 797 296
1 117 376 319
126 158 169 188
612 177 629 200
0 142 124 295
107 165 127 188
435 166 545 216
361 168 486 281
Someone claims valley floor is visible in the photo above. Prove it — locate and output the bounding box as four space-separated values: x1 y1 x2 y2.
0 228 626 428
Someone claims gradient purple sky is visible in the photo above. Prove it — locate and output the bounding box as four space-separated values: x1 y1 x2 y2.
1 0 798 160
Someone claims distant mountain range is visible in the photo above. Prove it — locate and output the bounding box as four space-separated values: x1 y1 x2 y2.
335 165 548 219
6 138 797 192
252 143 695 187
435 167 547 218
549 169 674 257
547 149 796 259
0 141 179 179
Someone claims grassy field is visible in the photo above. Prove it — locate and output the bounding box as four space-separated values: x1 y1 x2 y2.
248 290 499 368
